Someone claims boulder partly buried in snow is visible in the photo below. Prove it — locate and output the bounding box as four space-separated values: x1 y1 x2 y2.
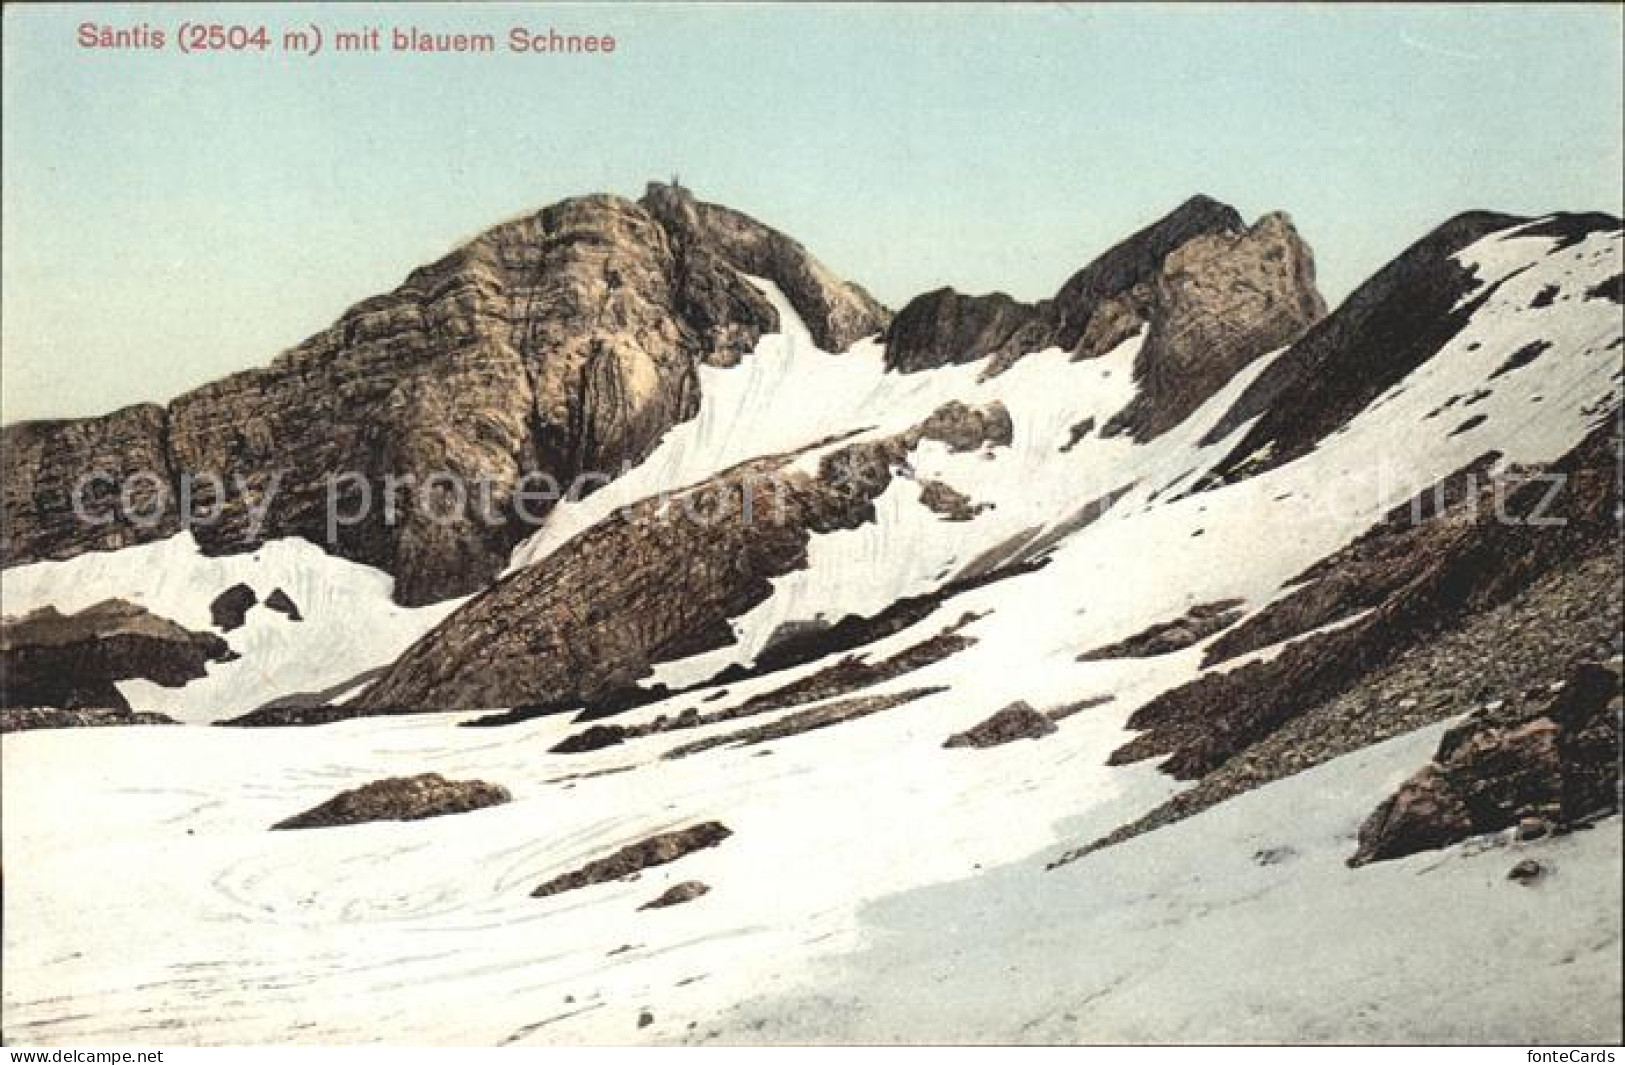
944 701 1058 749
639 880 712 910
271 773 512 830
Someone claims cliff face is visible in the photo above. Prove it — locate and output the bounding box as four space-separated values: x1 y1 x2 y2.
0 404 180 562
641 183 891 354
1 186 891 605
881 196 1326 440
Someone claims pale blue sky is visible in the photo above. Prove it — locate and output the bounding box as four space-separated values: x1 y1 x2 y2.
3 2 1621 422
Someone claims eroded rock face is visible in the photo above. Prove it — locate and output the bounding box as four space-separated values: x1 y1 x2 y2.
1077 600 1246 661
883 289 1045 374
271 773 512 830
0 404 179 562
1 599 231 710
531 822 732 898
1103 213 1326 439
1349 660 1622 866
641 183 891 353
2 187 891 607
881 196 1324 441
356 401 1012 712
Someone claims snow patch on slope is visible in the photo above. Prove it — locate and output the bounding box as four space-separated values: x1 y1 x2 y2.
0 535 462 723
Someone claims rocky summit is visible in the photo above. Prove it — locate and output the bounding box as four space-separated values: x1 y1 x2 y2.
1 184 889 607
1 183 1620 1046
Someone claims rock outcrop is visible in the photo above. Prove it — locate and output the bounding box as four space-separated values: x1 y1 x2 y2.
1199 211 1621 483
1109 409 1621 780
881 196 1325 440
943 701 1057 748
1 706 178 733
1349 659 1622 866
2 185 890 607
271 773 512 830
264 588 302 621
1101 212 1326 439
640 183 890 354
1077 599 1246 661
0 404 180 562
356 401 1012 712
531 822 732 898
639 881 711 910
1 599 231 710
210 583 257 631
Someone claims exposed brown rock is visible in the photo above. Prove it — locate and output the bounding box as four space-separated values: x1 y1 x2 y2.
1057 545 1621 868
1 599 231 710
531 822 732 898
884 195 1258 374
881 196 1323 442
1508 859 1546 884
210 583 257 631
639 880 711 910
3 186 890 608
1 706 178 733
1349 660 1621 866
1107 413 1620 782
1198 211 1619 484
264 588 302 621
549 616 976 754
1103 212 1326 440
271 772 511 830
882 289 1045 374
1077 599 1245 661
641 182 890 353
917 479 986 522
944 701 1057 748
663 688 943 760
357 402 1011 713
1059 417 1096 453
0 404 180 564
216 701 438 728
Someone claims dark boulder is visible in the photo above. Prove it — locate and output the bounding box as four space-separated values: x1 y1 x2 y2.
210 583 257 631
264 588 303 621
271 772 512 830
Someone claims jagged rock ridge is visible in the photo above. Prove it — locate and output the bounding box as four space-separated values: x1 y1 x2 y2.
881 195 1327 440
